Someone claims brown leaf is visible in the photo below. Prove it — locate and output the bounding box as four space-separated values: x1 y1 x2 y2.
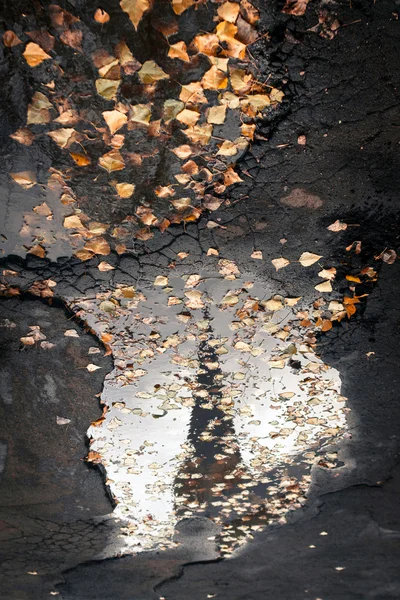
224 166 243 186
23 42 51 67
84 237 111 255
176 108 200 126
28 245 46 258
27 30 55 52
282 0 310 16
327 219 347 232
27 91 53 124
184 124 213 145
60 28 83 51
63 214 84 229
240 0 260 24
272 257 290 270
10 128 34 146
207 105 227 124
3 31 22 47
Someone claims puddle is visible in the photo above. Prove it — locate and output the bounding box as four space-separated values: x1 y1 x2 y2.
70 272 347 556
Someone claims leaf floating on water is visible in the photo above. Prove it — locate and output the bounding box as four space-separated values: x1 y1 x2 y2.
23 42 51 67
10 171 37 189
184 290 204 309
120 0 152 29
299 252 322 267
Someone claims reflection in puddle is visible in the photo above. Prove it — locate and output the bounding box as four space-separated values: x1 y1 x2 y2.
71 273 347 555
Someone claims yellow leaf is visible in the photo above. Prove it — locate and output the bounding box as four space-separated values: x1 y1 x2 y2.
95 78 120 100
202 66 228 90
115 182 135 197
346 274 361 283
138 60 168 84
154 275 168 286
23 42 51 67
172 0 195 15
315 280 332 293
176 108 200 126
163 99 185 122
223 166 242 185
284 296 302 306
47 128 79 148
27 91 52 124
207 105 227 124
75 249 94 261
98 149 125 172
270 88 285 103
272 257 290 270
218 2 240 22
102 110 127 134
179 82 207 104
299 252 322 267
168 41 190 62
10 171 36 189
84 237 111 255
63 215 84 228
192 33 220 56
241 94 271 111
70 152 91 166
120 0 151 29
171 144 192 159
184 124 213 145
318 267 336 280
130 103 152 125
217 137 248 156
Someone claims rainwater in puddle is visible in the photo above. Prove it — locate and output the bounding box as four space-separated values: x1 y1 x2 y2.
71 272 347 556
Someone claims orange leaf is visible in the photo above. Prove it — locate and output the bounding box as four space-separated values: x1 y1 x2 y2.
70 152 91 166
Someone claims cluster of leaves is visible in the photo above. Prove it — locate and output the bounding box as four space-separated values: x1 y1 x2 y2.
4 0 284 260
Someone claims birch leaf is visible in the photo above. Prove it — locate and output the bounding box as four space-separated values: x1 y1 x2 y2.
272 257 290 270
102 110 128 134
23 42 51 67
10 171 36 189
138 60 168 83
299 252 322 267
168 41 190 62
120 0 151 29
98 149 125 172
315 280 333 293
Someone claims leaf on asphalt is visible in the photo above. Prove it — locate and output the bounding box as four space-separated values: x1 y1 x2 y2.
282 0 310 16
48 128 81 148
171 197 191 211
184 290 204 309
299 252 322 267
10 171 37 189
168 41 190 61
63 214 84 228
251 250 263 260
184 124 213 145
327 219 347 232
10 127 34 146
207 105 227 124
179 81 207 104
318 267 336 280
272 257 290 270
102 109 128 134
64 329 79 337
172 0 195 15
99 149 125 172
98 261 115 271
95 78 120 99
115 182 135 197
202 66 228 90
94 8 110 23
218 259 240 276
70 152 91 166
3 31 22 47
56 416 71 425
163 99 185 122
315 280 332 293
138 60 168 83
217 137 248 156
27 91 52 124
176 108 200 126
154 275 168 286
120 0 152 29
224 167 242 186
218 2 240 23
23 42 51 66
84 237 111 255
87 363 102 372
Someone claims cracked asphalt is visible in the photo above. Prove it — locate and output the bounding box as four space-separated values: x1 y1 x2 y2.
0 0 400 598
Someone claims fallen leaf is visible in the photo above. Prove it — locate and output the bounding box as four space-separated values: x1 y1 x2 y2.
20 336 35 346
102 109 128 134
64 214 84 229
120 0 151 28
218 2 240 23
10 171 36 189
218 259 240 275
99 149 125 172
318 267 336 280
3 31 22 47
70 152 91 166
207 105 227 124
57 416 71 425
176 108 200 126
184 290 204 309
202 66 228 90
217 137 248 156
381 249 397 264
327 219 347 232
346 274 361 283
168 41 190 61
23 42 51 67
27 91 52 124
10 127 34 146
251 250 263 260
64 329 79 337
95 78 120 100
94 8 110 23
154 275 168 286
138 60 168 83
192 33 220 56
84 237 111 255
172 144 192 159
184 124 213 145
282 0 310 16
163 99 185 121
48 128 80 148
98 261 115 271
172 0 195 15
315 280 332 293
171 197 191 211
115 182 135 197
272 257 290 270
60 29 83 51
28 245 46 258
299 252 322 267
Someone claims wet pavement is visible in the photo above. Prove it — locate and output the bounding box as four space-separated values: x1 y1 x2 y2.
0 0 400 598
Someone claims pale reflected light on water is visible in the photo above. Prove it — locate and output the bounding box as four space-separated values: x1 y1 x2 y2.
71 274 347 556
